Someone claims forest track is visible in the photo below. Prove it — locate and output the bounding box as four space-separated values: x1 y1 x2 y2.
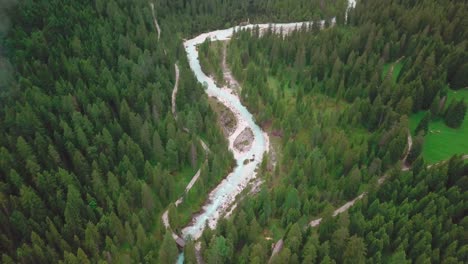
272 131 413 260
307 131 412 228
172 64 180 118
162 210 182 241
161 63 209 253
401 130 413 171
428 154 468 168
306 133 465 229
149 2 161 40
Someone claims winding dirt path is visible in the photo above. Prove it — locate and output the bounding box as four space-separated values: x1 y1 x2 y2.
307 133 465 229
271 131 413 261
401 131 413 171
162 210 181 241
309 131 413 228
172 64 180 118
161 63 208 250
149 2 161 40
428 154 468 169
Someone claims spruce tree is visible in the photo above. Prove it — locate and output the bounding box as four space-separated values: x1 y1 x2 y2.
444 100 466 128
158 232 178 264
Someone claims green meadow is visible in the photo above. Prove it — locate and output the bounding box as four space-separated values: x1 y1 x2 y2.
409 89 468 163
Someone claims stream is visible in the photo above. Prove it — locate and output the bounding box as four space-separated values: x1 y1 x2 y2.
178 21 314 263
177 1 357 262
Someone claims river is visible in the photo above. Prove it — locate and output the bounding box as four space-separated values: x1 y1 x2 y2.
178 21 314 263
177 1 357 262
182 22 322 239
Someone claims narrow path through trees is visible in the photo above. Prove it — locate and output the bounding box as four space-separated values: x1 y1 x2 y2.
161 63 209 251
271 132 412 261
172 64 180 118
149 2 161 40
271 132 466 261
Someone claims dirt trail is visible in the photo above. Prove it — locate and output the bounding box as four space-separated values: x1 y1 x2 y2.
161 63 208 252
172 64 180 118
305 135 466 235
293 132 466 256
401 131 413 171
309 131 413 228
309 192 367 228
428 154 468 169
185 169 202 194
149 3 161 40
162 210 182 241
269 239 284 262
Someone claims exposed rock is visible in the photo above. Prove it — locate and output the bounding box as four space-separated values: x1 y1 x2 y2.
234 127 254 152
217 102 237 136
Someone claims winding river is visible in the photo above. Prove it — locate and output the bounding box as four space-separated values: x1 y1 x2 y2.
182 22 319 240
177 22 315 263
176 1 357 262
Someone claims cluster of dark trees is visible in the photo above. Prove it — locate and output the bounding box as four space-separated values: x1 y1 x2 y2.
443 100 467 128
191 0 467 263
416 98 467 135
199 39 225 86
155 0 348 34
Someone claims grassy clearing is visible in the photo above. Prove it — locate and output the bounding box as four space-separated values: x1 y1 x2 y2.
448 88 468 101
173 165 200 195
409 89 468 163
385 58 468 164
171 183 204 231
382 60 404 82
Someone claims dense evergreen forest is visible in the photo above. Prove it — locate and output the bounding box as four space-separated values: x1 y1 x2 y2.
0 0 348 263
1 0 466 263
195 0 468 263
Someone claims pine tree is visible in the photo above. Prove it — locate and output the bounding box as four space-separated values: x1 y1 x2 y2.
166 139 179 171
343 236 366 264
444 100 466 128
184 240 198 264
64 185 84 236
158 232 178 264
415 112 431 134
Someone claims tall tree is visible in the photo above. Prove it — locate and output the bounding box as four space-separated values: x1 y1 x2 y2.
158 232 178 264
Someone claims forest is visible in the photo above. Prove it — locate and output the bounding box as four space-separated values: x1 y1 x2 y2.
0 0 467 263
